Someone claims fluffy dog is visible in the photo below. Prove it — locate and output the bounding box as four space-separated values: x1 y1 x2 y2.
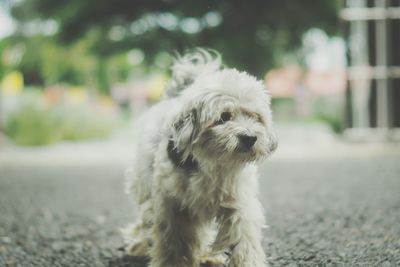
123 49 277 267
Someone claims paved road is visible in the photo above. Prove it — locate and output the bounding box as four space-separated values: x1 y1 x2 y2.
0 144 400 266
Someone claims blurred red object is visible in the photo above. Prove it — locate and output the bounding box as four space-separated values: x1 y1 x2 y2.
265 67 346 97
265 67 303 97
43 85 65 105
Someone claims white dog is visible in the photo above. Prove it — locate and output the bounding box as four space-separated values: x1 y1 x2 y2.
123 49 277 267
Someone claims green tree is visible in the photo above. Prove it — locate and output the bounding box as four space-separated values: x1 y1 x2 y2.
11 0 339 79
2 35 98 86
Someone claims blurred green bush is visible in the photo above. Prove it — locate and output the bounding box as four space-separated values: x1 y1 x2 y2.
4 90 117 146
271 95 345 134
313 95 344 134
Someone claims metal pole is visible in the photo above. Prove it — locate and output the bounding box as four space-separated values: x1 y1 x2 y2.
375 0 391 128
349 0 371 128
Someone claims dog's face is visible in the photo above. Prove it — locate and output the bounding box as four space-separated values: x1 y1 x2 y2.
171 69 277 166
196 97 277 163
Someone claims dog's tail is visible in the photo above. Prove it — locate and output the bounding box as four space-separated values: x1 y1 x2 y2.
165 48 222 97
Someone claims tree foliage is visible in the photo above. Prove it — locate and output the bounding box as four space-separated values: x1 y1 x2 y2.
10 0 339 82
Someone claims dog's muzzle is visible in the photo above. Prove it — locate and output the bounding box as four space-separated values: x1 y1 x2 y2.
237 134 257 152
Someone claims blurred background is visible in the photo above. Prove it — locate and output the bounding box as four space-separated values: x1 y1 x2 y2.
0 1 400 266
0 0 399 147
0 0 343 147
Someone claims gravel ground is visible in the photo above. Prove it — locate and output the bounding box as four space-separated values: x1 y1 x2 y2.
0 152 400 266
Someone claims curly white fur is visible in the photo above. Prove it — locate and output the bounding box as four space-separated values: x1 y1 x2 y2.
123 49 277 267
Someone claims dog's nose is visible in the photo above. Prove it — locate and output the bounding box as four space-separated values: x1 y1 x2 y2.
238 134 257 149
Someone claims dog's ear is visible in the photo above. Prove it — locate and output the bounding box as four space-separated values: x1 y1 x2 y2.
171 107 201 153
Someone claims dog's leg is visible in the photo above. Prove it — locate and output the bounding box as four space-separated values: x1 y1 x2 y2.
122 199 154 257
149 197 201 267
122 221 152 257
213 197 268 267
199 225 227 266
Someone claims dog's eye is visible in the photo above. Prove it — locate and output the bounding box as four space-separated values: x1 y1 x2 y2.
219 112 232 123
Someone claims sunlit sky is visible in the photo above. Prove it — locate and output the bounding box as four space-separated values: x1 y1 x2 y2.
0 3 16 39
303 29 346 71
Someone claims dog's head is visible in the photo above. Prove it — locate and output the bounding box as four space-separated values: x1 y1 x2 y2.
171 68 277 167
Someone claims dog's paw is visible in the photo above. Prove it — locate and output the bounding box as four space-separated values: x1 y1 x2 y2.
126 240 151 257
200 254 226 267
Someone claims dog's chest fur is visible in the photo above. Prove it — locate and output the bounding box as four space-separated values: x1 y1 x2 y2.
166 141 240 219
186 170 238 219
